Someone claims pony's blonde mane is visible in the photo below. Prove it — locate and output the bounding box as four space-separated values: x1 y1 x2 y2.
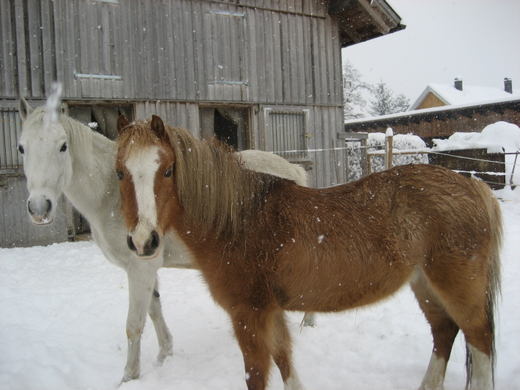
164 125 276 240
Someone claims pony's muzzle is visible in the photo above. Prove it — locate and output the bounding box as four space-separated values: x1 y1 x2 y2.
127 230 160 259
27 198 53 224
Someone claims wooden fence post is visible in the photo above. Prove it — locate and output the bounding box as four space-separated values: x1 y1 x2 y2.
385 127 393 170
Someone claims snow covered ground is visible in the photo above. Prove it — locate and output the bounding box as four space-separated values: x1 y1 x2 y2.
1 186 519 390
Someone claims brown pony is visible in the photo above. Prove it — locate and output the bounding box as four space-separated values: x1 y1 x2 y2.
115 114 502 390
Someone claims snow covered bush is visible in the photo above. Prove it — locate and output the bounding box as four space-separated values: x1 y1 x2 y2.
345 133 428 182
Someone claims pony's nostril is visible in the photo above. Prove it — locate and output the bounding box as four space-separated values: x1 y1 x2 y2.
27 198 52 217
27 200 34 216
127 235 137 253
150 230 160 251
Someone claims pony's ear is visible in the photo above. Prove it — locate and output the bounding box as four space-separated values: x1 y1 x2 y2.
116 114 130 136
19 97 33 121
151 115 168 141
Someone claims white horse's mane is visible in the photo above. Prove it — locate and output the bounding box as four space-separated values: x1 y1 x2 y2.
28 106 115 165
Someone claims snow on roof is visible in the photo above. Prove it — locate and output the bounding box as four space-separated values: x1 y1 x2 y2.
344 94 520 126
432 121 520 154
410 82 520 110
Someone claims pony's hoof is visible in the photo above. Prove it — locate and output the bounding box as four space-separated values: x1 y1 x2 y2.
154 348 173 367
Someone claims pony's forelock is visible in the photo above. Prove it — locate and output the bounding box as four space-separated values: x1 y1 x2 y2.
117 119 164 160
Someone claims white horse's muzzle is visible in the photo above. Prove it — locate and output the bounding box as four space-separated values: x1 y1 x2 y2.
27 195 55 224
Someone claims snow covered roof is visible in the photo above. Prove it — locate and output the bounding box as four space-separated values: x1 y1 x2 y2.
345 95 520 127
410 81 520 110
432 121 520 154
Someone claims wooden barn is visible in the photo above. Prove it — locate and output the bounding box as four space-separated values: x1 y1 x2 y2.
0 0 403 247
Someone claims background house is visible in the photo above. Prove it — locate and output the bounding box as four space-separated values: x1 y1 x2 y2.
344 78 520 146
410 77 517 110
0 0 403 247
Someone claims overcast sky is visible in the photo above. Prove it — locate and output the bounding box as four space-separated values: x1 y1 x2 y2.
342 0 520 105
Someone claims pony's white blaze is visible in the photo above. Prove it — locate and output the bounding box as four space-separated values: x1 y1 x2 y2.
125 146 160 252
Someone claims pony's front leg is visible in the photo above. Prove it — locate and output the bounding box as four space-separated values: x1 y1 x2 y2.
122 262 162 382
232 311 273 390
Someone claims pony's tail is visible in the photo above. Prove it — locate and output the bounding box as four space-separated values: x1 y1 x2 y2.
466 181 503 389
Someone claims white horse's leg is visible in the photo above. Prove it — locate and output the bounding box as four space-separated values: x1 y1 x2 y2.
301 312 316 328
122 263 161 382
467 344 494 390
418 353 447 390
148 279 173 365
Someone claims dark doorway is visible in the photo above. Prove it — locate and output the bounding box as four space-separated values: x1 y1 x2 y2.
200 107 249 151
68 104 133 141
214 109 239 149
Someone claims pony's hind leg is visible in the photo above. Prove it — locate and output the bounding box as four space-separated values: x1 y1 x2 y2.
411 269 459 390
148 279 173 365
458 311 495 390
414 262 497 390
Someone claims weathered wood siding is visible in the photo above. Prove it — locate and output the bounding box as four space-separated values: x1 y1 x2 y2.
1 0 347 246
136 101 346 188
1 0 342 107
0 108 22 170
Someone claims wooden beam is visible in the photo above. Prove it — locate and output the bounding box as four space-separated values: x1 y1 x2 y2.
338 131 369 140
356 0 393 34
328 0 355 14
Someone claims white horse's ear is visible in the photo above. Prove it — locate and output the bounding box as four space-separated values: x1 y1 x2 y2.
151 115 168 141
116 114 131 136
19 97 33 121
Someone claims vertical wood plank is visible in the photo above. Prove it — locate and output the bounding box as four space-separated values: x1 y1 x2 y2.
183 0 196 100
1 0 16 97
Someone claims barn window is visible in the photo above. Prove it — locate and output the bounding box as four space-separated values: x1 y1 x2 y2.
264 108 311 162
67 103 133 141
0 109 23 172
206 6 248 87
200 107 249 151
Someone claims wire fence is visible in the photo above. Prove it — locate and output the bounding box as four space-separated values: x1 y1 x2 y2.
271 138 520 189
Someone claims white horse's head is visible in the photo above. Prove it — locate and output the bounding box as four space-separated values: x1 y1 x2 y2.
18 90 73 225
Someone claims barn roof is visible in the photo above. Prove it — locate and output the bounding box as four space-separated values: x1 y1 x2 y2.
328 0 405 47
344 96 520 131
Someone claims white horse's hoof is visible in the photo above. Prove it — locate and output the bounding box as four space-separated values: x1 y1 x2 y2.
120 371 139 385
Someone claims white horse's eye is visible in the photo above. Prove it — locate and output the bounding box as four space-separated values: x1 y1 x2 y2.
18 145 25 154
164 166 173 178
60 142 68 152
116 169 124 181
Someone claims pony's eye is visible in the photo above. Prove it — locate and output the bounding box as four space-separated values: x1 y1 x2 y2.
18 145 25 154
60 142 68 152
116 169 124 181
164 166 173 178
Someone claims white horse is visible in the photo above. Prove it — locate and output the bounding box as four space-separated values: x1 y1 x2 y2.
18 96 314 383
